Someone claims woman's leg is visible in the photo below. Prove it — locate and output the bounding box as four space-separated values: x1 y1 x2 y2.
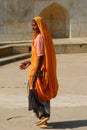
35 100 50 126
39 100 50 119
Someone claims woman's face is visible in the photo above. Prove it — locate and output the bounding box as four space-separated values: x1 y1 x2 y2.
32 20 40 33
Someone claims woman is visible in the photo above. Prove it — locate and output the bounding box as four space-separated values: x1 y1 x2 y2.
20 16 59 128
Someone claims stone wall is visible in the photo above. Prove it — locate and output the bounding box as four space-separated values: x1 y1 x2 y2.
70 0 87 37
0 0 87 42
34 0 87 38
0 0 33 41
34 1 70 38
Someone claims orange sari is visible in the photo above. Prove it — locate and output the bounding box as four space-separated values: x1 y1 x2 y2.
29 16 59 101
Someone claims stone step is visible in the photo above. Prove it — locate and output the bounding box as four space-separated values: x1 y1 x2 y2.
0 41 87 57
0 53 31 66
0 38 87 66
0 40 31 46
53 38 87 54
0 38 87 56
0 43 31 57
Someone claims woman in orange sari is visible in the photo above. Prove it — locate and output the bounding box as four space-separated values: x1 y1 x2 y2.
20 16 59 128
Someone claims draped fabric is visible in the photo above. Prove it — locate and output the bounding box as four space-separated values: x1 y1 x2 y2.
29 16 59 101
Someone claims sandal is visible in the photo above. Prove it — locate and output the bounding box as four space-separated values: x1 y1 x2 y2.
40 122 48 128
35 117 49 126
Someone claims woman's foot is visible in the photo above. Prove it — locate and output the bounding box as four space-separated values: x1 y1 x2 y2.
40 122 48 128
35 119 41 125
35 116 49 126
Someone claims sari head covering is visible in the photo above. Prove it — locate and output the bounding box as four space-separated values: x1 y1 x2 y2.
29 16 59 101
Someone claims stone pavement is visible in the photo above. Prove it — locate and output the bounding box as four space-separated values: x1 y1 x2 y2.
0 53 87 130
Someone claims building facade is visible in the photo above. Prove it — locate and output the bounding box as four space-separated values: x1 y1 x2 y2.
0 0 87 42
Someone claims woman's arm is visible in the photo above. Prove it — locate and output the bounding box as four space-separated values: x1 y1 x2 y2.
32 56 43 88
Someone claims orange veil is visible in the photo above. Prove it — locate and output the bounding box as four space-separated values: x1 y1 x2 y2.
29 16 59 101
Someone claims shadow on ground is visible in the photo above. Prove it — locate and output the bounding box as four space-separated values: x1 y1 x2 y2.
48 120 87 129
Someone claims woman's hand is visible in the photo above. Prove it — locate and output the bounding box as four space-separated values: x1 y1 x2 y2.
20 61 31 70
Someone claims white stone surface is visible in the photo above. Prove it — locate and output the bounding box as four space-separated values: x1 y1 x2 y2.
0 0 87 41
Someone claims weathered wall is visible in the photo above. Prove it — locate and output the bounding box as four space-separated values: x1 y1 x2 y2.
0 0 87 42
0 0 33 41
34 0 70 38
34 0 87 38
70 0 87 37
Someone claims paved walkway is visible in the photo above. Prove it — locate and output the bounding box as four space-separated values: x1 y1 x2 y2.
0 53 87 130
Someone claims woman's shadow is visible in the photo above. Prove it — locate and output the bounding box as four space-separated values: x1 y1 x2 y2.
47 120 87 129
